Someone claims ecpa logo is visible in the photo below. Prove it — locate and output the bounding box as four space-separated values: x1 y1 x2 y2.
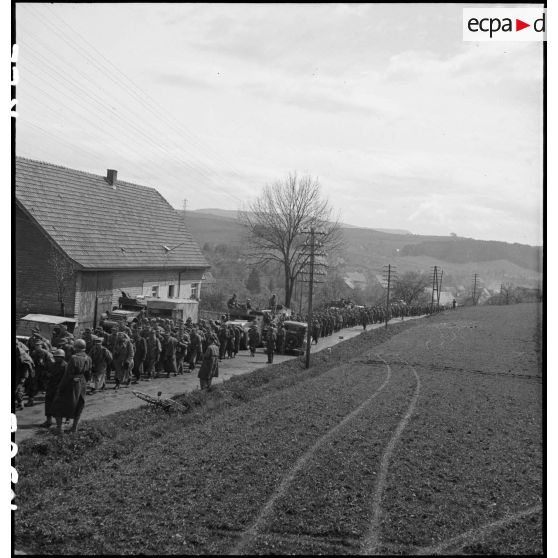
463 8 546 42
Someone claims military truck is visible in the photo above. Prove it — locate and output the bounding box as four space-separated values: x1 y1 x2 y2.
283 320 308 355
16 314 77 343
146 298 199 322
228 308 263 348
260 305 292 346
118 293 147 311
100 309 142 331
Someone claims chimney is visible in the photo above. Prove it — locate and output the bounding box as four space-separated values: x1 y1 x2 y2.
106 169 118 187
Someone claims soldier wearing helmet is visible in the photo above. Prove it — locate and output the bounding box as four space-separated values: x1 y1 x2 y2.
41 349 67 428
50 339 92 434
89 336 112 393
113 332 135 389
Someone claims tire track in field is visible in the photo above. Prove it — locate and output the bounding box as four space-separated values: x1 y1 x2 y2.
431 322 465 350
415 504 542 555
437 324 448 349
230 354 393 555
360 357 421 555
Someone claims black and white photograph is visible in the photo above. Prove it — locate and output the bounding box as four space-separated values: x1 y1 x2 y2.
11 2 545 555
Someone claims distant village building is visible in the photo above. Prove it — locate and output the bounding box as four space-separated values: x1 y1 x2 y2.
477 288 492 304
201 271 217 285
424 288 455 306
343 271 367 290
200 270 217 295
15 157 209 329
374 274 387 289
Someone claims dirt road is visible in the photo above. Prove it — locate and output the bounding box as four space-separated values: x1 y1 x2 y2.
14 317 423 443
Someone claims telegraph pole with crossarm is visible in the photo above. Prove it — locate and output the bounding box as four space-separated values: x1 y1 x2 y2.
383 264 396 328
300 228 327 369
472 273 479 305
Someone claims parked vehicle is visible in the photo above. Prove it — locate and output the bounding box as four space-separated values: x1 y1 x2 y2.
100 309 142 331
261 306 292 346
16 314 77 343
146 298 198 322
229 308 266 346
225 320 250 350
118 293 147 311
228 308 263 347
283 320 308 355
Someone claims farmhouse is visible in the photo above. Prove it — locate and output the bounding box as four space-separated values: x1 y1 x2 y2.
424 288 455 306
343 271 367 290
15 157 209 329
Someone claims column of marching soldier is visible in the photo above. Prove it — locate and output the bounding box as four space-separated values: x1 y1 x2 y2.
14 300 444 433
14 314 256 433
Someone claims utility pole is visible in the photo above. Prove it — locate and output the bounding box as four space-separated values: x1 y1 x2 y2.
472 273 478 306
300 228 327 369
430 265 440 314
383 264 395 328
299 273 304 314
305 228 316 369
437 269 443 307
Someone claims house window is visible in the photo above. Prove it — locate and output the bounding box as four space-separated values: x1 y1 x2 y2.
190 282 199 299
168 284 175 298
151 286 159 298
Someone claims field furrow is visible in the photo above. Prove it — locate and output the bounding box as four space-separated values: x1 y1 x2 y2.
15 304 543 555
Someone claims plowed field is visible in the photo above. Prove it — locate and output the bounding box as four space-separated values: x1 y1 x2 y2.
15 303 543 555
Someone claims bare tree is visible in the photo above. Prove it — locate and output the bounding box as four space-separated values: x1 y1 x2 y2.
392 271 430 305
48 247 76 316
239 173 343 308
500 282 515 305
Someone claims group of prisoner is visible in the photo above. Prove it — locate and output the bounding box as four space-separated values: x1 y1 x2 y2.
14 298 444 434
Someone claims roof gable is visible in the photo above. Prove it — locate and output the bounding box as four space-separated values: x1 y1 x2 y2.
344 271 366 283
16 158 208 270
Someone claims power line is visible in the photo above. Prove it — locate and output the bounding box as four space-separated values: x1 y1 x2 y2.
17 51 242 206
19 76 200 190
23 121 107 167
22 4 248 192
437 269 444 306
430 265 440 314
382 264 396 328
16 35 242 205
472 273 479 306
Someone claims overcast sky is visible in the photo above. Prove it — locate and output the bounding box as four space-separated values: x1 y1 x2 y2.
15 3 543 245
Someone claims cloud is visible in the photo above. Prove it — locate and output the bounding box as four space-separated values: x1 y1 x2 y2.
154 72 214 90
239 81 382 118
386 43 542 87
16 3 543 245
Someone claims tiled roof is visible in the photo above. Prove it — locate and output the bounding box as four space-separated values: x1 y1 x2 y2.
344 271 367 283
16 157 209 270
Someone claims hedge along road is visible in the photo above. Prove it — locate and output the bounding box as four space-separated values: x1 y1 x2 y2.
14 316 424 443
15 305 542 555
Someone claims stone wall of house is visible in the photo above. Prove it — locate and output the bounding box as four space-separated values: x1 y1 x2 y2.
15 207 76 323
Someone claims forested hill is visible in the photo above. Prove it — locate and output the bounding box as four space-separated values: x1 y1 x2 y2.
399 239 542 272
179 210 542 273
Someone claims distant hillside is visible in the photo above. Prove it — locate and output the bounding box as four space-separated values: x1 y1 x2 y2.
399 239 541 272
193 208 411 235
341 223 411 234
180 210 246 247
180 209 542 291
193 208 239 221
373 228 412 235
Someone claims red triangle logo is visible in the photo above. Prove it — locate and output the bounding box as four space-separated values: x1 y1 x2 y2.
516 19 530 31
